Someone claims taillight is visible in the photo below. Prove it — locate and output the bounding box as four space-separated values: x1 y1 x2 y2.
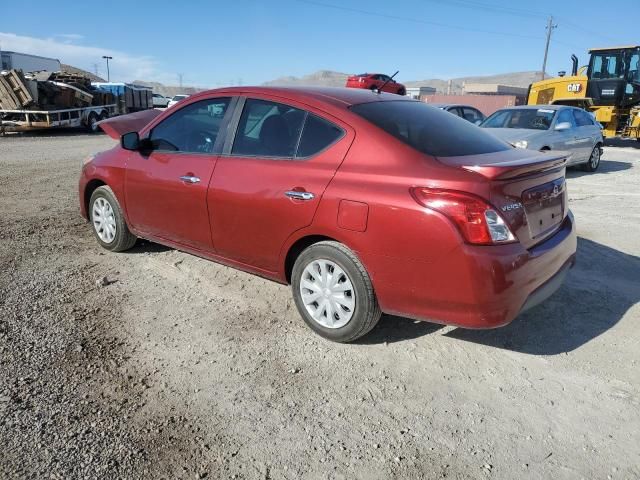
410 188 516 245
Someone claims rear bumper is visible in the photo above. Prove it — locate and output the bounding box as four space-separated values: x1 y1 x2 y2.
372 211 577 329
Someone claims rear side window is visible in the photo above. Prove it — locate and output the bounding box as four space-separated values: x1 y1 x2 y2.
232 99 305 157
351 100 510 157
297 114 344 157
573 109 594 126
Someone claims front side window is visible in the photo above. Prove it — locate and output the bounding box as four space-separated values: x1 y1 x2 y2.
351 100 510 157
149 97 230 153
482 108 555 130
590 53 622 79
462 107 484 123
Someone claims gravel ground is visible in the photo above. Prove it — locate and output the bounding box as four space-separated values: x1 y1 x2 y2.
0 131 638 479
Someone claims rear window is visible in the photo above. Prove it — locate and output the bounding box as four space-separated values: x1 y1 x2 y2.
350 101 510 157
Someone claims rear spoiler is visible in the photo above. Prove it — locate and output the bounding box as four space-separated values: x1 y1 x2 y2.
98 109 162 139
438 150 568 180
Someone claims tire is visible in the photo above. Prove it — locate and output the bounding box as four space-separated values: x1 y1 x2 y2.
581 145 601 172
98 111 108 121
86 112 99 133
291 241 381 343
397 87 406 96
89 186 137 252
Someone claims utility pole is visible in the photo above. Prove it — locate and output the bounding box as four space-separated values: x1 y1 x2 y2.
92 63 99 76
178 73 183 89
102 55 112 82
541 16 557 80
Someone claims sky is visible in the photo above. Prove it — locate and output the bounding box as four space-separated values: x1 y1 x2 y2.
1 0 638 87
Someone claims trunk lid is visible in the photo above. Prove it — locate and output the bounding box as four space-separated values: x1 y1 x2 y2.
437 149 569 249
98 109 162 139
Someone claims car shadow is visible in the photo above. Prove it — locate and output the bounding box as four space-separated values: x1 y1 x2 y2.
357 315 445 345
566 159 632 178
604 138 640 149
124 239 173 254
443 238 639 355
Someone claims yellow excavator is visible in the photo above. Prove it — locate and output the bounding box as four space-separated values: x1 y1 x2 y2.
528 45 640 140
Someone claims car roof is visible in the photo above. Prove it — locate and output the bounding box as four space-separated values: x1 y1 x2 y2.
186 86 414 108
427 103 479 109
494 105 569 111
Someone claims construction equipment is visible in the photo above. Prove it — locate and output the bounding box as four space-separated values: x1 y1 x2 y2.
527 46 640 140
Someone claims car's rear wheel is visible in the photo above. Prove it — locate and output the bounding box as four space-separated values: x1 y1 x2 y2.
582 145 601 172
89 186 137 252
291 241 381 342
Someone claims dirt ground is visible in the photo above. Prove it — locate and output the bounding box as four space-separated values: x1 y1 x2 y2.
0 131 638 480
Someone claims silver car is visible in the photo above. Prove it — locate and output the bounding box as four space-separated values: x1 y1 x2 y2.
481 105 604 172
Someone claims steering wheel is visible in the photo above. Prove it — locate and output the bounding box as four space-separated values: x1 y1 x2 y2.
187 130 215 153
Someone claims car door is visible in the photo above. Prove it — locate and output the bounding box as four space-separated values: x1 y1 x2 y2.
548 108 580 160
571 108 594 162
207 96 353 272
124 96 234 250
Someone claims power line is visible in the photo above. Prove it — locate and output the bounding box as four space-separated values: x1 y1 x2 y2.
294 0 543 41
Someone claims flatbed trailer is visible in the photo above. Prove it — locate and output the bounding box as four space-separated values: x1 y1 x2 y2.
0 104 117 134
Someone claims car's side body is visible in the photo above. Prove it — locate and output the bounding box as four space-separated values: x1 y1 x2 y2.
481 105 604 166
80 87 576 331
345 73 406 95
152 93 170 107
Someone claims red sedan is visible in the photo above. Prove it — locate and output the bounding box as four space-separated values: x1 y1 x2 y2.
346 73 406 95
79 87 576 342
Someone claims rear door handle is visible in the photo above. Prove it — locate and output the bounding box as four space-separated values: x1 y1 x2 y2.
179 175 200 184
285 190 315 201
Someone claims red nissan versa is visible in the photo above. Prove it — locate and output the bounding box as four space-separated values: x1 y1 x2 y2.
346 73 406 95
79 87 576 343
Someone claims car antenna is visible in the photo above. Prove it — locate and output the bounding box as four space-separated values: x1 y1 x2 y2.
376 71 399 94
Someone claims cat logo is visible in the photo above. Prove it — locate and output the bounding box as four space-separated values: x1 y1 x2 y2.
567 83 582 93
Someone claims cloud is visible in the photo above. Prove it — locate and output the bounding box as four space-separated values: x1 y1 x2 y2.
53 33 84 44
0 32 173 83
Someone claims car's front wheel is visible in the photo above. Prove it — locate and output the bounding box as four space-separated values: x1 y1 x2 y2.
291 241 381 342
89 186 137 252
582 145 601 172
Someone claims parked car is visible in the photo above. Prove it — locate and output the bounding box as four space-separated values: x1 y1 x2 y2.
167 94 189 108
80 88 576 343
481 105 604 171
345 73 406 95
152 93 170 108
428 103 485 124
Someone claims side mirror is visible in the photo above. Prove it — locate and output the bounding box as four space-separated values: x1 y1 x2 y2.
121 131 140 150
555 121 572 131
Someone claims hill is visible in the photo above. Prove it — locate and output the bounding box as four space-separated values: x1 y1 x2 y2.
263 70 544 93
132 80 205 98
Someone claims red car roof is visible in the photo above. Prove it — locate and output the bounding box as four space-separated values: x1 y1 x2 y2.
186 86 412 109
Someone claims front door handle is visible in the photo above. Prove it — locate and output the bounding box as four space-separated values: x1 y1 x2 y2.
285 190 315 201
179 175 200 184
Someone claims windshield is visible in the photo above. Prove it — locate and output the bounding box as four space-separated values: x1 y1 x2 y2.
173 95 187 101
481 108 556 130
350 101 510 157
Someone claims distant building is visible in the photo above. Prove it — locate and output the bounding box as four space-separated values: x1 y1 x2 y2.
405 86 436 100
0 51 61 73
423 94 525 116
463 83 529 96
